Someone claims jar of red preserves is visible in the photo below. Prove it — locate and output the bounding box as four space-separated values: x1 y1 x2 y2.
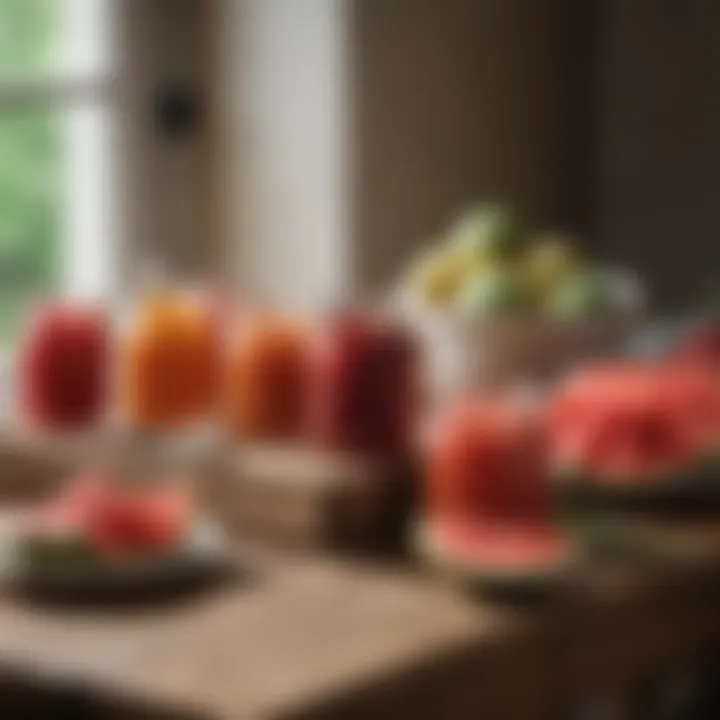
225 313 307 440
17 302 110 429
305 312 417 457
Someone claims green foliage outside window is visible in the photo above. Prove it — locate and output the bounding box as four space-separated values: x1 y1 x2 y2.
0 0 61 343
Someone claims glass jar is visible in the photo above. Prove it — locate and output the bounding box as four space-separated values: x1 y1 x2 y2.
17 300 110 430
224 313 307 441
425 395 548 527
122 289 220 429
305 311 417 457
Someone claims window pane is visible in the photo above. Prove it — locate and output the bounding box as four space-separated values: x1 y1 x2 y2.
0 0 112 80
62 102 116 300
0 108 60 343
0 102 114 345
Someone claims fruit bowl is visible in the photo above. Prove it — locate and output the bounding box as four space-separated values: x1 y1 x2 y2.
395 203 644 400
398 275 642 402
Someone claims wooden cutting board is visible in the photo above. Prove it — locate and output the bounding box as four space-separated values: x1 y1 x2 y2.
209 444 415 551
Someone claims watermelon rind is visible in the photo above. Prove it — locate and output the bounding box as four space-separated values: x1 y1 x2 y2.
558 507 720 564
609 520 720 564
552 460 696 490
16 530 99 570
412 519 576 594
551 459 720 507
2 518 227 601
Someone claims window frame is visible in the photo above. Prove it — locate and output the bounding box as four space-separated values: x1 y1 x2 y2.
0 0 123 305
0 0 215 304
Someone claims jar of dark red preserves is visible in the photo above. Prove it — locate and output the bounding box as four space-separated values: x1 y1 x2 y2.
305 311 417 457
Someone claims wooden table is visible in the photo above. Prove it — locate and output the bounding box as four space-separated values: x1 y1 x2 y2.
0 433 719 718
0 542 719 719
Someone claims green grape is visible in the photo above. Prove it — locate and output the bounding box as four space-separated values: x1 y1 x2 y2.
449 202 525 262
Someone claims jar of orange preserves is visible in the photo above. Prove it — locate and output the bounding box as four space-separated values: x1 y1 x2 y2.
225 313 307 440
123 290 220 429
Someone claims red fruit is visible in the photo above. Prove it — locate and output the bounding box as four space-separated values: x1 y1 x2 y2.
661 366 720 451
23 471 111 532
549 362 655 441
550 361 702 483
85 487 191 555
671 325 720 368
59 471 111 513
587 406 689 481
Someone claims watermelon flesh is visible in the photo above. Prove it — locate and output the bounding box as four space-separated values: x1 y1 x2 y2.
85 487 191 556
436 521 568 569
670 324 720 369
549 361 719 483
423 519 571 580
660 365 720 452
20 471 192 560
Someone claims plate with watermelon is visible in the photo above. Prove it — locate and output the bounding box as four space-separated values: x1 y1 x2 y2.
1 470 229 601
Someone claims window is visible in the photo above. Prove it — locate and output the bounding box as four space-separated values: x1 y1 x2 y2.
0 0 115 344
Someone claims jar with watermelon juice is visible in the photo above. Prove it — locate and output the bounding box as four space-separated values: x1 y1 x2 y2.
425 395 549 528
420 394 572 582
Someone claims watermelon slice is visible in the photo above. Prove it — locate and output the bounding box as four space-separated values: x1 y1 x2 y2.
550 362 704 488
415 519 575 589
16 472 192 567
19 502 93 570
661 366 720 459
84 486 191 557
17 506 96 568
670 323 720 368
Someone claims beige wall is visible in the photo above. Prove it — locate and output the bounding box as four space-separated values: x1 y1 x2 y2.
216 0 582 300
352 0 579 288
139 1 717 309
117 0 212 286
593 0 719 309
216 0 350 308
